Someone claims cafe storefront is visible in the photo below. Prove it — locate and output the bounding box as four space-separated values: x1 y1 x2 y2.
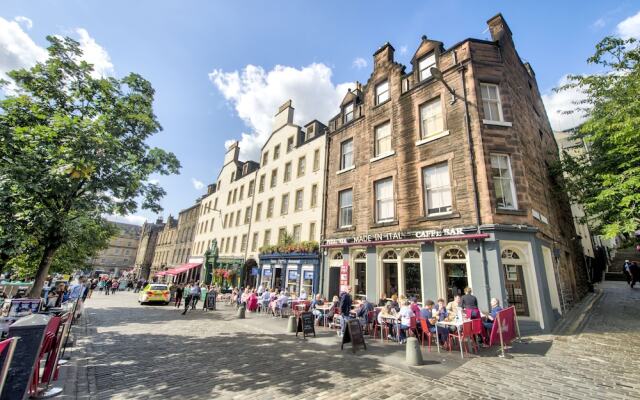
321 225 564 332
257 253 320 296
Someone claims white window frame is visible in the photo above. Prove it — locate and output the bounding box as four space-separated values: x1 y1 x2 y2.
419 96 446 142
375 80 389 104
490 153 518 210
423 163 452 216
344 102 354 123
281 193 289 215
295 189 304 212
340 139 354 170
374 121 392 158
480 83 506 123
418 52 436 81
292 224 302 242
375 178 395 223
339 189 353 228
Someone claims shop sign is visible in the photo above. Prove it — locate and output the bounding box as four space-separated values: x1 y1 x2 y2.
339 261 350 293
324 227 465 246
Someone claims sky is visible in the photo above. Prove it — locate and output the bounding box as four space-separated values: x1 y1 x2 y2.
2 1 640 226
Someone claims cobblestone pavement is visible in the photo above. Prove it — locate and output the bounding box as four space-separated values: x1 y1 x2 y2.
68 281 640 399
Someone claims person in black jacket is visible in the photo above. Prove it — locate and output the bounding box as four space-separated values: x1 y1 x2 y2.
461 287 480 318
338 287 352 336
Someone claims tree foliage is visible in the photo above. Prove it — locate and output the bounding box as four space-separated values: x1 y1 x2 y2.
556 36 640 238
0 36 180 295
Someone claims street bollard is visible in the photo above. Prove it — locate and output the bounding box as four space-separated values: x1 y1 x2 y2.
405 337 423 366
287 316 297 333
236 306 245 319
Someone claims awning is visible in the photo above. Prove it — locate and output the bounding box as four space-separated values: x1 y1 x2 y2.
165 262 202 276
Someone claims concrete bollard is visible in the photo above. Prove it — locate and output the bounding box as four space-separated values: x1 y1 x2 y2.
405 337 423 366
287 316 297 333
236 306 245 319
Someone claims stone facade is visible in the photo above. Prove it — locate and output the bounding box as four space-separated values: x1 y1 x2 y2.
151 215 178 274
88 222 141 276
321 14 588 332
133 218 165 280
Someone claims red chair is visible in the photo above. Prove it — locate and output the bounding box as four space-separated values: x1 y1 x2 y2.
470 318 487 345
408 316 419 338
419 319 434 351
365 310 376 335
448 320 478 354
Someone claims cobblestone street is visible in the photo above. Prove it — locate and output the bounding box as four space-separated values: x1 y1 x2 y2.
65 281 640 399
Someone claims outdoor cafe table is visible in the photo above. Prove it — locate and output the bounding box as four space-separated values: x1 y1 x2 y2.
435 319 469 359
381 316 400 343
314 305 332 328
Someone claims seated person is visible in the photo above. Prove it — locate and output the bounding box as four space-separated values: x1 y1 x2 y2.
396 300 415 343
446 295 462 321
311 294 325 322
355 297 374 326
410 297 421 318
389 294 400 312
377 302 395 339
261 290 271 310
378 292 388 307
299 289 308 300
420 299 436 321
483 298 503 333
434 298 448 322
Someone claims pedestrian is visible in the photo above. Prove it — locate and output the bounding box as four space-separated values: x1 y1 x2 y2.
190 282 201 310
174 284 184 308
200 284 209 310
629 261 639 289
104 279 112 295
88 279 97 299
111 279 118 295
462 287 480 318
338 286 352 337
623 260 633 286
181 286 192 315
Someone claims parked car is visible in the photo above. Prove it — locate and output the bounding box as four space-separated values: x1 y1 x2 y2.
138 284 170 305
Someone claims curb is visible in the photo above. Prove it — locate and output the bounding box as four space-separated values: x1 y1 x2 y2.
552 286 603 339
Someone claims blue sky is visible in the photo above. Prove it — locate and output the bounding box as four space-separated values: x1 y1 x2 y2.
2 1 639 225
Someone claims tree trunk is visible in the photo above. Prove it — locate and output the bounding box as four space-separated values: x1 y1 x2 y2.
27 243 60 298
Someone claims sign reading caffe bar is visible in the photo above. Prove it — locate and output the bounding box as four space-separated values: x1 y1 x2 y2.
323 227 468 246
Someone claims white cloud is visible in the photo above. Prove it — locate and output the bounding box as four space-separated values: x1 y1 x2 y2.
209 63 353 161
0 17 113 94
399 45 408 55
541 75 588 131
75 28 114 77
352 57 368 69
0 16 48 81
617 10 640 38
591 17 606 29
106 214 147 226
14 16 33 30
191 178 205 190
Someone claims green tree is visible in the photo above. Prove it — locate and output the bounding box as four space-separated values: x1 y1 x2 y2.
0 36 180 296
556 36 640 238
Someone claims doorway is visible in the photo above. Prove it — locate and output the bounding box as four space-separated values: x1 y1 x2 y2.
445 263 468 302
273 267 283 291
502 248 530 316
328 267 340 300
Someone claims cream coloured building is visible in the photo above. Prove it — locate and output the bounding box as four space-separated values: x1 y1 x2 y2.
191 100 326 292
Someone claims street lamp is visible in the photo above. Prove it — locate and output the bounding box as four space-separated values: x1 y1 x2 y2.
430 67 456 105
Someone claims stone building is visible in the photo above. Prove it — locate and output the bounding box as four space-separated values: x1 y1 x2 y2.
190 101 326 291
133 218 165 280
88 222 141 276
151 215 178 274
321 14 588 332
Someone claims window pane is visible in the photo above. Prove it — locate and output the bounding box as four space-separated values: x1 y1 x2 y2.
491 154 516 209
341 139 354 169
423 163 452 214
375 122 392 156
420 98 443 139
339 189 353 227
419 53 436 81
375 178 394 222
376 81 389 104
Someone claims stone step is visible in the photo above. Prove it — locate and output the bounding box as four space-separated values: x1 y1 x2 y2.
605 272 627 281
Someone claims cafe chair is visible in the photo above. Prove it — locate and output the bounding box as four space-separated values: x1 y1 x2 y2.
365 310 376 335
470 318 487 345
448 320 478 354
373 318 390 342
408 316 419 338
419 319 434 351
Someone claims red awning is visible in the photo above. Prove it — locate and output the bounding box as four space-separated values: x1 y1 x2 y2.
165 262 202 276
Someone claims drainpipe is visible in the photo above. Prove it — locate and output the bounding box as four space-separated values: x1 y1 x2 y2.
460 63 492 307
319 131 331 296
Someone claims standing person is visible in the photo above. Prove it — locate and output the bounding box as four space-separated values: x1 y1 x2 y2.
190 282 201 310
181 283 193 315
338 287 353 337
461 287 479 318
174 284 184 308
200 284 209 310
88 279 97 299
104 279 112 295
111 279 118 295
629 261 639 289
623 260 633 286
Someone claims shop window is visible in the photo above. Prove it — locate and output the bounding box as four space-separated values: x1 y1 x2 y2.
354 252 367 297
442 247 467 302
382 250 398 297
333 252 343 260
301 269 314 296
287 268 299 295
403 249 421 301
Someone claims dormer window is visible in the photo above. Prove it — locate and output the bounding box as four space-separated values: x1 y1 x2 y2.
344 102 354 123
375 80 389 104
418 52 436 81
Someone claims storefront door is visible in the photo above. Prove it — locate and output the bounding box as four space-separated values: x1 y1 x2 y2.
503 264 529 316
328 267 340 299
404 262 421 301
384 262 398 297
273 267 283 291
287 267 299 295
354 262 366 297
445 263 467 302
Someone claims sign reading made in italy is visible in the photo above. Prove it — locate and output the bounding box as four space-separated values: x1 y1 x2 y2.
323 227 465 246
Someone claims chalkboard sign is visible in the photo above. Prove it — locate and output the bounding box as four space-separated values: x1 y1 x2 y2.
296 312 316 338
205 291 217 310
341 319 366 353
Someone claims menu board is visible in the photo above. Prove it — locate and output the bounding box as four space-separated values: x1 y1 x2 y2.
296 312 316 338
341 319 366 353
339 261 350 293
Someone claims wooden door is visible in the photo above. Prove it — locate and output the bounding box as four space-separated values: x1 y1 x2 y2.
503 264 529 316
